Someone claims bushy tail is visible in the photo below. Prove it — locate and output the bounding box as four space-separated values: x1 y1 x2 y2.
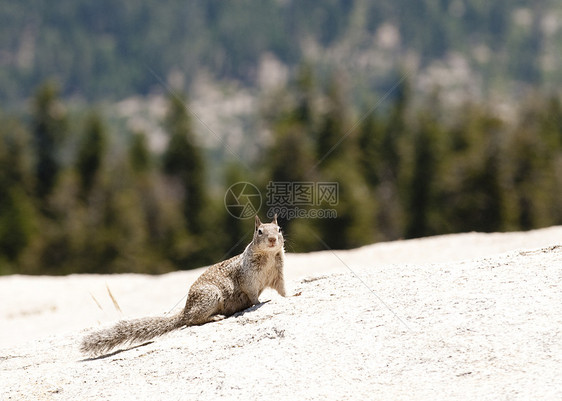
80 312 184 356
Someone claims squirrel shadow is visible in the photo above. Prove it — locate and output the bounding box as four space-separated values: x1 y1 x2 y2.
232 300 270 318
79 341 154 362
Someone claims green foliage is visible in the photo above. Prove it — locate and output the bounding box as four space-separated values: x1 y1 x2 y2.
31 82 68 200
1 85 219 274
221 162 255 257
404 110 442 239
503 98 559 230
76 112 107 197
129 131 152 173
2 78 562 275
163 94 207 236
258 65 319 242
159 93 231 269
0 115 37 273
0 188 37 266
315 76 349 164
366 79 412 240
312 158 377 250
438 105 507 233
358 112 384 188
311 74 378 249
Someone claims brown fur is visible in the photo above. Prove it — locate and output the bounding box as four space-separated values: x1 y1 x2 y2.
80 215 285 356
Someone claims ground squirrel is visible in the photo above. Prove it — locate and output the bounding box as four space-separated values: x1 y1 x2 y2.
80 215 286 356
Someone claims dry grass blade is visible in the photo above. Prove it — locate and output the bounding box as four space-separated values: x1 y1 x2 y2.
106 283 122 314
89 292 103 311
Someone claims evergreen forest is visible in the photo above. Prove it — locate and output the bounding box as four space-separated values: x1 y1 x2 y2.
1 1 562 274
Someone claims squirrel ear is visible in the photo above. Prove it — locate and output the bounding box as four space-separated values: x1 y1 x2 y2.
272 213 278 225
254 215 262 230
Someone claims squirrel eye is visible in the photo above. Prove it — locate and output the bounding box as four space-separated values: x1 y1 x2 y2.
258 229 263 235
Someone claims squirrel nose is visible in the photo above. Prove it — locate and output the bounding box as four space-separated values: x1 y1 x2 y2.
268 237 276 244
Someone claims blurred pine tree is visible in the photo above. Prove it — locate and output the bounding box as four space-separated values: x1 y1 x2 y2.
0 118 38 272
163 93 207 236
76 112 107 198
312 73 377 249
31 82 68 202
129 131 152 174
405 110 442 238
221 161 253 256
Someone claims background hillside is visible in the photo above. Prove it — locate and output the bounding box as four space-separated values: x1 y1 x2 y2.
1 1 562 275
2 0 562 104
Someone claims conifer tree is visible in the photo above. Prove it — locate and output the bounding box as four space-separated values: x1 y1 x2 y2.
437 103 506 233
31 82 67 201
76 112 107 197
0 117 37 271
405 112 441 238
294 62 316 127
163 93 207 236
505 99 555 231
539 96 562 224
312 74 377 249
315 74 349 165
358 111 384 188
375 79 411 240
129 131 152 174
381 79 410 183
256 66 322 250
221 161 253 256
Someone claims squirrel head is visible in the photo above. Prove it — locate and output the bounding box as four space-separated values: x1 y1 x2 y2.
252 214 284 253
